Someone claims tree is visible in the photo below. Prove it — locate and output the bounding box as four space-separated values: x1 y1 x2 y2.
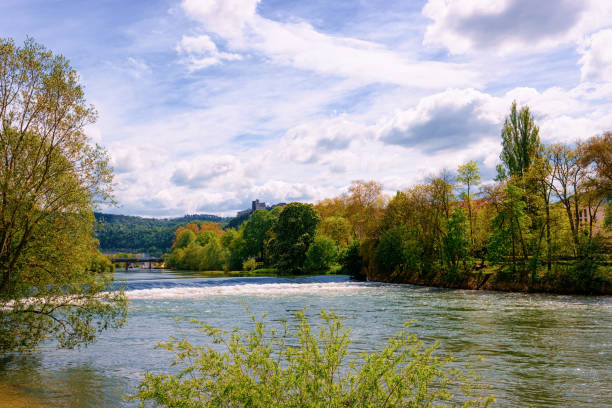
457 161 481 246
500 101 542 178
579 131 612 196
339 240 362 278
546 144 585 254
442 208 470 276
488 184 531 281
271 203 319 274
317 215 352 247
242 209 276 259
303 235 338 273
0 38 127 351
174 228 196 249
345 180 384 239
195 230 216 247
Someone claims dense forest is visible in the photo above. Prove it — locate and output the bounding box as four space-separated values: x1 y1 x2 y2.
162 103 611 294
95 213 230 256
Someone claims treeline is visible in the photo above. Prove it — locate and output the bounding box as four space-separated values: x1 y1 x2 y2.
164 103 611 294
94 213 229 256
346 103 612 294
165 205 338 274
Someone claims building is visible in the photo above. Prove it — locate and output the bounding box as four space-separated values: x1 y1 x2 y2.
236 209 251 217
252 199 266 212
235 199 286 217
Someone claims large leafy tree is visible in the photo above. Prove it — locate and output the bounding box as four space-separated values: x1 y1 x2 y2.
579 131 612 196
242 209 276 260
0 38 127 351
500 101 542 178
270 203 319 274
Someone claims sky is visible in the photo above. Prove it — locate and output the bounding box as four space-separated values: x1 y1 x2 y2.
2 0 612 217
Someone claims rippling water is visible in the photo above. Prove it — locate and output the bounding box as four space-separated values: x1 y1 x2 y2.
1 270 611 407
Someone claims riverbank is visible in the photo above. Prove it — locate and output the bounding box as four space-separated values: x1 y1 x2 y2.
369 266 612 295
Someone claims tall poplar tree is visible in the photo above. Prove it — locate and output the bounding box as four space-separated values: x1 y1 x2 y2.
500 101 542 178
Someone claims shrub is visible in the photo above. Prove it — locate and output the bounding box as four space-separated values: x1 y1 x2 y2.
129 309 494 407
242 257 257 272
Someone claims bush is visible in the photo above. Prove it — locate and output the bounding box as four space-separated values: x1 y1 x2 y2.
87 250 115 273
242 257 257 272
129 309 494 407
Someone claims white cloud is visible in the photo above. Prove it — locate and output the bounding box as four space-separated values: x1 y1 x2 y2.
280 117 371 163
181 0 259 38
170 155 240 188
177 34 242 70
422 0 612 55
378 88 503 152
579 29 612 83
180 0 479 88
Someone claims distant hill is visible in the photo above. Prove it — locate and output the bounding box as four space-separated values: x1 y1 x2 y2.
94 212 230 257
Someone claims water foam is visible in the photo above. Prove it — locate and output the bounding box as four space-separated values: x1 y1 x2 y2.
127 281 374 299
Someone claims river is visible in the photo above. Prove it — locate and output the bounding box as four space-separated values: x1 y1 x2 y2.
1 270 611 407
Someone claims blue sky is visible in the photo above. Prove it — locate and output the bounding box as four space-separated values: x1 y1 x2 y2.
2 0 611 216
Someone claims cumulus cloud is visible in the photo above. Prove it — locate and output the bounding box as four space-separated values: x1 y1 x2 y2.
177 34 242 70
422 0 612 55
579 29 612 83
378 89 502 153
179 0 478 88
280 117 371 163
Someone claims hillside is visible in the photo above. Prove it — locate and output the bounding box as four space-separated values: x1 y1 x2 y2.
94 212 230 256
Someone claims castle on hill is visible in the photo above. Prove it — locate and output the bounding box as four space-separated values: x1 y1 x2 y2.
236 199 285 217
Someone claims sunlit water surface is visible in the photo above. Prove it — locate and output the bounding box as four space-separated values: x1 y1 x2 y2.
1 270 611 407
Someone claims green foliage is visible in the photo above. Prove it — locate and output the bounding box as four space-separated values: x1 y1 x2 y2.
226 231 248 271
129 309 494 407
165 232 228 272
95 212 228 257
87 250 115 273
0 37 127 351
340 240 363 278
457 161 481 246
196 230 217 247
457 161 481 195
318 216 353 247
500 101 542 178
200 239 226 271
174 229 196 250
443 208 470 278
242 209 277 259
242 257 257 272
487 184 531 281
270 203 320 274
303 235 338 273
376 226 421 277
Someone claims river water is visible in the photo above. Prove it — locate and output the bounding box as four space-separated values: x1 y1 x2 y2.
1 270 611 407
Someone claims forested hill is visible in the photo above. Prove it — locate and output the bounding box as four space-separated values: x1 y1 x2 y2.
94 212 231 256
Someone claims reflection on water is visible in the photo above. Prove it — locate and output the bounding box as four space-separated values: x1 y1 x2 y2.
1 269 611 407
